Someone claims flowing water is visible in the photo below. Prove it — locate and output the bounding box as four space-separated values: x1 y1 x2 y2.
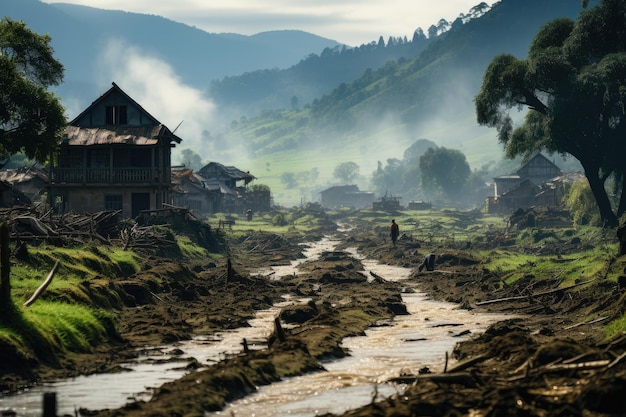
0 236 507 416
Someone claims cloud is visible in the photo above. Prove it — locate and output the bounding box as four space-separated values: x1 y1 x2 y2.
96 38 216 162
44 0 495 46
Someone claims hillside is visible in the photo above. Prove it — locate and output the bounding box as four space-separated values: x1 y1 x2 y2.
207 0 589 206
3 0 592 207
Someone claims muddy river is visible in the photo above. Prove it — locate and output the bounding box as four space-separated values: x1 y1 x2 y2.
0 236 507 416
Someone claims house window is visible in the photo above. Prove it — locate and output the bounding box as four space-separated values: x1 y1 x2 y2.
105 195 123 211
105 105 128 125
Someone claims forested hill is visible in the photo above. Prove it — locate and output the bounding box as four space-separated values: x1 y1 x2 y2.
208 34 434 117
212 0 590 170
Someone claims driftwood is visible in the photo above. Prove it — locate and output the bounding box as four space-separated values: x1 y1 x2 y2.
23 261 60 307
446 353 491 373
369 271 387 283
475 278 596 306
564 316 609 330
389 372 478 388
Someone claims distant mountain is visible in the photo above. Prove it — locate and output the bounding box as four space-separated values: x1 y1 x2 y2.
1 0 595 206
217 0 589 168
209 34 434 118
2 0 342 108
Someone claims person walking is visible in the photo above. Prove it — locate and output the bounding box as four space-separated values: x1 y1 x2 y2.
390 219 399 247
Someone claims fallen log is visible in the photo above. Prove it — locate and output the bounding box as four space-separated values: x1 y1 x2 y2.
475 279 595 306
446 354 491 373
389 372 478 388
564 316 608 330
370 271 386 282
23 261 60 307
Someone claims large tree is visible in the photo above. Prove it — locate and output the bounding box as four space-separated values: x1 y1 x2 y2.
419 147 470 198
0 18 66 163
333 161 360 183
475 0 626 227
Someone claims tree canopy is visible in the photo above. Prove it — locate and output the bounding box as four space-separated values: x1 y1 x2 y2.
333 161 360 183
474 0 626 227
419 147 470 198
0 18 66 163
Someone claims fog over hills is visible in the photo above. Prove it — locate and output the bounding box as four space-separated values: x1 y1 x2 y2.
207 0 589 206
3 0 341 112
4 0 592 205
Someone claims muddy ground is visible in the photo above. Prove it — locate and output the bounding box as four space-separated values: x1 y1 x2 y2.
3 211 626 416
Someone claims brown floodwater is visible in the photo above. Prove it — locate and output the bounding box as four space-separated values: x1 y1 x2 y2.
0 236 508 417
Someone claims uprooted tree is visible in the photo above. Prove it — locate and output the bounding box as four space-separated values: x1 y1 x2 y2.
475 0 626 227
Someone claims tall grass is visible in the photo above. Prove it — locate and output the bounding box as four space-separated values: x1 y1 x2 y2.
21 301 112 352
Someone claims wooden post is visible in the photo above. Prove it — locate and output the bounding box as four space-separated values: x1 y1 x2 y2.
42 392 57 417
274 317 285 342
227 258 234 282
242 338 249 353
0 223 10 306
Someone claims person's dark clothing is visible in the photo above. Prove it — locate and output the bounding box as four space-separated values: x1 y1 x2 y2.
418 253 436 272
390 220 399 246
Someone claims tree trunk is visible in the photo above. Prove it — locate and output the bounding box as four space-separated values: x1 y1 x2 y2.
618 221 626 257
0 223 10 306
584 166 618 227
617 170 626 218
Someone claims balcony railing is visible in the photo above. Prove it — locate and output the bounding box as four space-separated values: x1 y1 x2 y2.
51 168 159 184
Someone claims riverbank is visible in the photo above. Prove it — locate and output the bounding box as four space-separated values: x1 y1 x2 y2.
2 207 626 416
329 215 626 416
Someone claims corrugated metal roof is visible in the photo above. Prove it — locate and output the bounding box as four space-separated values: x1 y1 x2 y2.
0 166 48 183
64 125 179 146
198 162 255 181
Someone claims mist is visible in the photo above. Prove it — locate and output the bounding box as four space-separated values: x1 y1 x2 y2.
80 37 508 207
95 38 217 165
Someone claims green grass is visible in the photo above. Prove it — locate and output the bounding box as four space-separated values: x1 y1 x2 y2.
479 248 614 286
21 301 112 352
177 235 211 258
605 316 626 339
209 209 326 236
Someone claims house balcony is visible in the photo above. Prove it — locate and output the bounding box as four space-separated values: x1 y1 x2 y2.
50 168 163 185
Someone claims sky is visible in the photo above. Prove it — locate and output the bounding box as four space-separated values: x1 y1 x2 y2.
41 0 492 46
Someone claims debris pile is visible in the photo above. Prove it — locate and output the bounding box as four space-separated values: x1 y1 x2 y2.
0 206 220 253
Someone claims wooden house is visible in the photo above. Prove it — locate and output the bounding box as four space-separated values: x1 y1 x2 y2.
0 166 49 203
171 162 265 214
320 185 375 209
197 162 256 213
493 154 562 198
47 83 182 217
197 162 255 189
487 154 563 214
170 168 222 214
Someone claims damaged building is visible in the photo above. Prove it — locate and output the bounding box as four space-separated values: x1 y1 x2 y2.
47 82 182 217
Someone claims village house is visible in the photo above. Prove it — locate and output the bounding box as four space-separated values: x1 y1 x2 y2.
320 185 375 209
47 83 181 218
0 166 49 204
172 162 268 215
486 153 564 214
171 169 221 214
